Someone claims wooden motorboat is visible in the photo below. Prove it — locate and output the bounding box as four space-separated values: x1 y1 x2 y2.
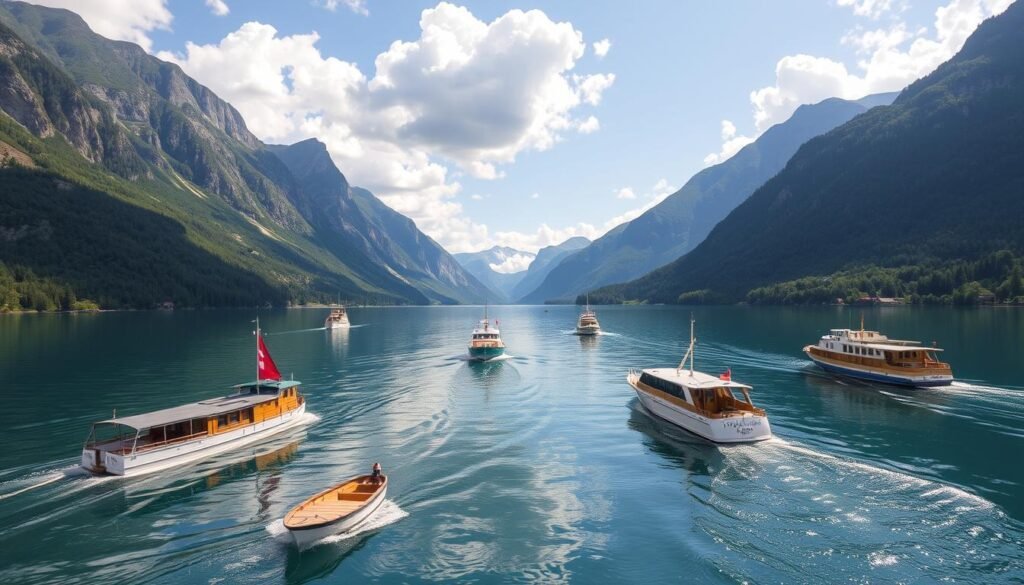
468 305 505 361
284 473 388 548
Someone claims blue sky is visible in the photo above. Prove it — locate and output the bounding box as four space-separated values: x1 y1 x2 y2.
30 0 1011 257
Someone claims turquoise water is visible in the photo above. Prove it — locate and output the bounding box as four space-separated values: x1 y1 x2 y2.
0 305 1022 583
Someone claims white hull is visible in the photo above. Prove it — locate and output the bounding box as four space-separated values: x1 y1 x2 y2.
575 326 600 336
325 319 350 329
633 386 771 443
81 403 308 477
289 485 387 549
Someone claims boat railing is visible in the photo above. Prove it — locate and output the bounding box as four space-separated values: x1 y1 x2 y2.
104 430 211 456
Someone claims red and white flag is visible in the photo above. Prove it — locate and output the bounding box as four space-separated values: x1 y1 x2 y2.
257 334 282 381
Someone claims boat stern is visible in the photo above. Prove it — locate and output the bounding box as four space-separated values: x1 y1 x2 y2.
709 414 772 443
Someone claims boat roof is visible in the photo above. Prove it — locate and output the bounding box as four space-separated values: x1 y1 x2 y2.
472 319 500 334
860 343 944 352
642 368 752 390
95 380 301 430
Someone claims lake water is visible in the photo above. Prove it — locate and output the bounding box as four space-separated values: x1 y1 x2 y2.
0 305 1022 584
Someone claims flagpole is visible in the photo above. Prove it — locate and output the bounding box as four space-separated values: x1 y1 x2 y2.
255 315 260 393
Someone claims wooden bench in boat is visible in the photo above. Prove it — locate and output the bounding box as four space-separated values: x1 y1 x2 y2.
284 475 387 529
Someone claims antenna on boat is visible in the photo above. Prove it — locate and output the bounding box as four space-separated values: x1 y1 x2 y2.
677 314 696 376
860 312 865 332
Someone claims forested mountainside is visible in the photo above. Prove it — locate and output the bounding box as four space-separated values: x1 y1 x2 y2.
519 93 896 304
591 1 1024 306
0 1 486 310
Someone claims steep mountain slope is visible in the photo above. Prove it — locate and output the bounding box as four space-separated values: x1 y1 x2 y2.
593 2 1024 304
453 246 534 303
270 139 489 304
511 236 589 302
0 2 483 308
521 93 897 303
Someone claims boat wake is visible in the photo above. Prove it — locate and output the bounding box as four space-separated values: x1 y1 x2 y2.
454 353 517 362
0 465 97 501
265 499 408 549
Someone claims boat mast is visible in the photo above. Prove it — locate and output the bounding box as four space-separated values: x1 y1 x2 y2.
677 314 696 375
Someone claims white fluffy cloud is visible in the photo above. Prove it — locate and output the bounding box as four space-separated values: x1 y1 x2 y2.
702 119 755 166
28 0 172 52
489 253 535 274
706 0 1011 165
604 178 676 228
158 3 613 253
592 38 611 58
492 223 600 254
615 187 636 200
206 0 229 17
321 0 369 15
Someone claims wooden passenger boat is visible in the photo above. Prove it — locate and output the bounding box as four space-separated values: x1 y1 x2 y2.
284 473 388 548
80 320 306 477
627 317 771 443
324 306 350 329
575 296 601 336
803 324 953 387
468 305 505 361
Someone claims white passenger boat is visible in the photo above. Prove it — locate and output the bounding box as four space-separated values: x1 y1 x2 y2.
575 296 601 336
468 305 505 361
627 317 771 443
803 321 953 387
284 468 388 549
324 306 350 329
80 320 307 477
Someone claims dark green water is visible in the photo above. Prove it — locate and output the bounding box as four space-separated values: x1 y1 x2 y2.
0 306 1022 584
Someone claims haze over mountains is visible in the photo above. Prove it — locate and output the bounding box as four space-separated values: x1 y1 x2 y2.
0 1 488 308
454 237 590 303
593 0 1024 305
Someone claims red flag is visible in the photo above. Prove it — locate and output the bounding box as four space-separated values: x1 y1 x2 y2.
257 334 282 381
719 368 731 382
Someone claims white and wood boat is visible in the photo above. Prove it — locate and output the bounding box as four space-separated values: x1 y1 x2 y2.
803 320 953 387
324 306 350 329
80 319 307 477
468 305 505 361
284 473 388 549
627 317 771 443
575 296 601 336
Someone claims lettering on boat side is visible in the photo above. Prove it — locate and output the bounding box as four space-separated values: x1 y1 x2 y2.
724 418 763 435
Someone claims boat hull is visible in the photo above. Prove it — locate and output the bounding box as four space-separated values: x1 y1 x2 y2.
288 484 387 549
630 382 771 443
575 326 600 336
81 402 308 477
804 350 953 387
468 346 505 361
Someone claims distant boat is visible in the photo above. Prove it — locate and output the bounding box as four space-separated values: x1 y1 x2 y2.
468 306 505 361
803 319 953 387
627 316 771 443
575 296 600 335
324 306 350 329
284 468 388 549
80 319 306 476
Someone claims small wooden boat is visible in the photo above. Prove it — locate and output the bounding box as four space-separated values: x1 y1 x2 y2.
575 295 600 336
284 473 388 548
468 305 505 361
324 306 350 329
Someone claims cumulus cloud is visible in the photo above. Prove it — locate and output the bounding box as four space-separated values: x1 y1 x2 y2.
703 119 755 166
615 187 636 200
530 192 540 199
577 115 600 134
321 0 369 15
604 178 677 228
206 0 229 17
592 38 611 58
707 0 1010 164
28 0 172 52
159 3 614 253
489 253 535 274
492 223 600 254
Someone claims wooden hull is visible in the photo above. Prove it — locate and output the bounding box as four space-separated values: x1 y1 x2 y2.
81 403 307 477
804 347 953 387
628 375 771 443
286 479 388 549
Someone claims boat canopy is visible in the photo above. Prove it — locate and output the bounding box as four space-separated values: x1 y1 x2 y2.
94 381 301 430
642 368 753 390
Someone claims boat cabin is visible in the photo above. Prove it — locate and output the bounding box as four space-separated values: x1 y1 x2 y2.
83 381 303 460
815 329 947 370
636 369 765 418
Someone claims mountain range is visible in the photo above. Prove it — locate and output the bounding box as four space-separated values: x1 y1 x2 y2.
520 92 897 304
0 1 488 309
592 1 1024 304
454 237 590 303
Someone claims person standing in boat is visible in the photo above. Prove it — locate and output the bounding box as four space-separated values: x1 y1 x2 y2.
370 462 384 484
